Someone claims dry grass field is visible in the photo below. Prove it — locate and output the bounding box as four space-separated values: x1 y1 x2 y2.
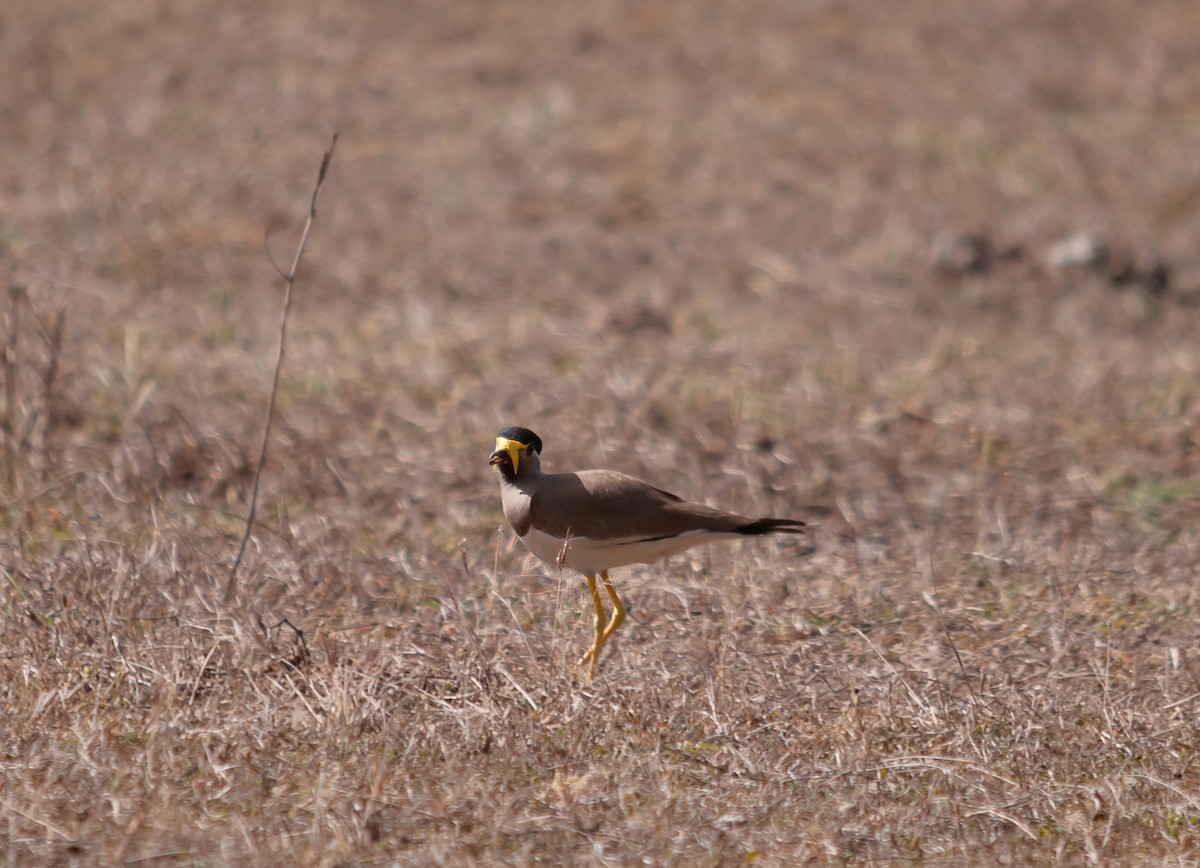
4 0 1200 863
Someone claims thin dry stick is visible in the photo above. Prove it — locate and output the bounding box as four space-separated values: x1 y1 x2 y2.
226 133 339 600
3 285 21 489
34 308 66 484
926 553 980 707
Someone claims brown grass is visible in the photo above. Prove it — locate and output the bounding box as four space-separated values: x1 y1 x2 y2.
4 0 1200 863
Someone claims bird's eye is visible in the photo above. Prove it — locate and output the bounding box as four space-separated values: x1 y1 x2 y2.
525 446 534 456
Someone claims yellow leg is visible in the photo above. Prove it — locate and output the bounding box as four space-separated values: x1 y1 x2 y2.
599 570 626 645
576 570 627 678
576 573 608 675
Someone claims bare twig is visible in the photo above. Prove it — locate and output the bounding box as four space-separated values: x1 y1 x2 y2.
451 543 488 660
226 133 339 600
3 285 21 489
925 554 980 708
34 308 66 483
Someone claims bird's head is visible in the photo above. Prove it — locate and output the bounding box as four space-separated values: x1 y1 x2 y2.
489 426 543 480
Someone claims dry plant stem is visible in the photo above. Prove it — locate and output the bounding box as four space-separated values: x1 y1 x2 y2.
34 309 65 484
452 543 491 676
3 286 21 489
928 554 980 706
226 133 339 600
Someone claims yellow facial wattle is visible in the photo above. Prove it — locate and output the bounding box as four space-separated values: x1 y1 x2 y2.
495 436 525 475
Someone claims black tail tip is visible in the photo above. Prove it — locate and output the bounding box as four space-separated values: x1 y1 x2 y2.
737 517 807 536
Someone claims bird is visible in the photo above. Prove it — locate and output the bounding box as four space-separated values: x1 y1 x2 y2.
489 426 806 677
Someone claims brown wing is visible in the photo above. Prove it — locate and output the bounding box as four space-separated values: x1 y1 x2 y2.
528 470 755 542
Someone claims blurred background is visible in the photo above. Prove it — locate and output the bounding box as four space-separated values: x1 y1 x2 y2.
6 0 1200 573
6 0 1199 544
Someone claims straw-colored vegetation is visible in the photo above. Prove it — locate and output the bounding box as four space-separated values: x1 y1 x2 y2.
3 0 1200 863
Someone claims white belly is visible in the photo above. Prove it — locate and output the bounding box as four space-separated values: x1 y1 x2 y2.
519 526 739 576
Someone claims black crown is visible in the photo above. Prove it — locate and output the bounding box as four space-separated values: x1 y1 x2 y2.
496 427 543 454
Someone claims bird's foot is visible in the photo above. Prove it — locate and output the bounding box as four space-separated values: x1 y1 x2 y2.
576 647 599 679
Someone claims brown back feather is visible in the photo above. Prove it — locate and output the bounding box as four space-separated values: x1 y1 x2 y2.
527 470 792 541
